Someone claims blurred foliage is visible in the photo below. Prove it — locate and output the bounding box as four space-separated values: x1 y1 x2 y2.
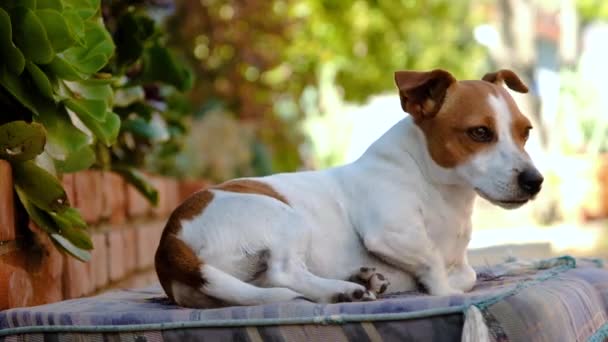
288 0 486 102
168 0 305 179
101 0 194 195
558 67 608 154
0 0 115 261
0 0 194 261
169 0 486 177
168 111 257 180
577 0 608 22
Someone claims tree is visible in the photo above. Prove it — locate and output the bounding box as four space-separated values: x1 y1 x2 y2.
288 0 486 102
169 0 486 173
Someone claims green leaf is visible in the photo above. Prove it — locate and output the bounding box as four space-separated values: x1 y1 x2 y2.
114 101 154 121
26 61 54 99
63 0 98 19
113 86 144 107
64 98 107 121
13 160 69 213
0 8 25 74
56 207 86 228
72 109 119 146
114 12 155 67
0 65 41 115
36 9 76 52
64 80 112 103
141 44 194 91
63 0 99 10
46 55 87 80
50 233 91 262
0 0 36 10
62 10 84 42
49 212 92 249
121 116 169 142
54 144 95 172
10 6 54 64
51 225 92 250
36 0 63 11
15 187 57 235
13 148 91 263
61 21 114 75
113 165 158 205
36 102 90 160
0 121 46 162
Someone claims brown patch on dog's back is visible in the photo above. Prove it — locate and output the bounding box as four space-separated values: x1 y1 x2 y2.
214 179 289 205
416 81 500 168
155 190 213 303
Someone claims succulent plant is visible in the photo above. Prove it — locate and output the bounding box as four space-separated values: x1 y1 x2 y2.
0 0 194 262
0 0 119 261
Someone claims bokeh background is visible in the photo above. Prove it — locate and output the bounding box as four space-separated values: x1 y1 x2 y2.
139 0 608 264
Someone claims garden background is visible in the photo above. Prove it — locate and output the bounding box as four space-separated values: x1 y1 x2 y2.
1 0 608 309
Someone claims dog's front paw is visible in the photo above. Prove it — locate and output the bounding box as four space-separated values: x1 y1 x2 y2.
333 288 376 303
349 267 391 295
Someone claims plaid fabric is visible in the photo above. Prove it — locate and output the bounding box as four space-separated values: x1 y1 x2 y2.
0 256 606 342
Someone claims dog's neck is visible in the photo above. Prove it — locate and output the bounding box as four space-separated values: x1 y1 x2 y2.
353 117 477 205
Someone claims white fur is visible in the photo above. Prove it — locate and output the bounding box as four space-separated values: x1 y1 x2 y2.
171 92 539 305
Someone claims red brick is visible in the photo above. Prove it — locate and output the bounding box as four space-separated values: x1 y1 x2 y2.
179 179 210 202
150 176 168 217
127 180 151 219
113 270 158 290
0 251 29 309
0 160 15 241
63 256 91 299
90 232 108 290
136 221 164 270
151 177 180 217
101 172 126 225
61 173 76 207
27 223 64 305
123 228 137 273
165 178 180 213
74 171 104 224
108 229 126 281
0 224 68 309
0 233 64 308
6 266 34 309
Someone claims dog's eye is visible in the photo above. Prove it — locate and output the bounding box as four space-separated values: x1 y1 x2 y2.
467 126 494 142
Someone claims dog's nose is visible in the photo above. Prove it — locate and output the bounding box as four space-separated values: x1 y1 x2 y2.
517 169 544 195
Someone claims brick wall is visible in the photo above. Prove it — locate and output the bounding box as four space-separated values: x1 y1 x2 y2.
0 160 209 310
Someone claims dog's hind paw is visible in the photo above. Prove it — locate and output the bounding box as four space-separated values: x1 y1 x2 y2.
349 267 391 296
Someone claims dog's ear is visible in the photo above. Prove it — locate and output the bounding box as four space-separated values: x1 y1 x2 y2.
394 69 456 121
482 69 528 93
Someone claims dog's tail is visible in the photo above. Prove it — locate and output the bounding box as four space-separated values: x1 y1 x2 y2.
156 231 301 308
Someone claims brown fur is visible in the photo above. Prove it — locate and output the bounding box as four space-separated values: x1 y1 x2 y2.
416 80 500 168
395 69 533 168
482 69 529 93
213 179 290 205
155 179 289 305
155 191 214 303
395 69 456 121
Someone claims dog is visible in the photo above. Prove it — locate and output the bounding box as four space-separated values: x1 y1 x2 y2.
155 69 543 307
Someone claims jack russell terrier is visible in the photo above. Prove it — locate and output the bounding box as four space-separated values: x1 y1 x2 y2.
155 69 543 307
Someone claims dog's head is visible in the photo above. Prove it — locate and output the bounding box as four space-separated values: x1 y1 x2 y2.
394 69 543 209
